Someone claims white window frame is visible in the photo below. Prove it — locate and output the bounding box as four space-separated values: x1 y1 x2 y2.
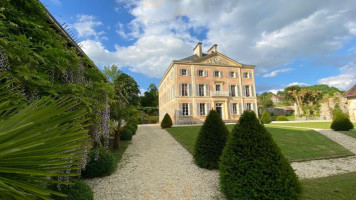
199 103 206 116
182 83 188 96
230 85 236 97
182 103 189 116
198 84 205 96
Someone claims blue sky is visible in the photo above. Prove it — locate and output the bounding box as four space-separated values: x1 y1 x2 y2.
41 0 356 94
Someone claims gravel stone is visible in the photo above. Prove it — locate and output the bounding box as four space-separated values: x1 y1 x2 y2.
85 124 224 200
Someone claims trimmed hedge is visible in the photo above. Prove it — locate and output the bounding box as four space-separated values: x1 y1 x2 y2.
120 128 133 140
331 110 354 131
194 110 229 169
261 110 272 124
219 111 301 199
81 147 115 178
125 125 136 135
161 113 173 128
276 115 289 121
50 179 93 200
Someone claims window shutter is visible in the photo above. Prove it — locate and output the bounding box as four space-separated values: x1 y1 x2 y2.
229 103 233 116
187 69 191 76
248 72 251 78
179 69 182 75
242 85 246 97
197 103 200 116
252 103 256 113
188 84 192 96
196 84 199 96
196 69 199 76
207 103 210 113
205 84 209 96
228 85 231 96
189 103 193 116
238 103 242 115
179 103 182 116
244 103 247 111
179 84 182 96
237 85 241 97
204 70 207 77
220 71 223 77
251 85 255 97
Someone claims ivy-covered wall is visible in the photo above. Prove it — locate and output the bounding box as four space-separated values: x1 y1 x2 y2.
0 0 114 147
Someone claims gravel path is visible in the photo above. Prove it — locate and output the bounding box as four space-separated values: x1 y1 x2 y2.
85 124 223 200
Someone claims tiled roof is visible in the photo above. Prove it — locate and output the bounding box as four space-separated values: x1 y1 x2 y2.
344 84 356 97
174 53 208 62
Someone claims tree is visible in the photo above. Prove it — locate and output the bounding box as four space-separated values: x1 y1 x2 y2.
113 73 140 106
140 83 158 107
0 73 91 199
161 113 173 128
257 92 274 107
219 111 301 199
103 64 121 82
194 110 229 169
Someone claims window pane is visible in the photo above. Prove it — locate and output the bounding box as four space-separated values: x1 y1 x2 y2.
199 84 204 96
231 85 236 97
182 84 188 96
182 69 187 75
183 103 189 116
198 70 203 76
200 103 205 116
216 85 221 91
245 85 250 97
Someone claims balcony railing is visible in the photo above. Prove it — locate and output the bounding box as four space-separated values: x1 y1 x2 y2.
211 91 229 97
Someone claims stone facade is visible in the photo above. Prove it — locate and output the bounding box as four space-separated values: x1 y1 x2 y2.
344 85 356 121
319 93 348 120
158 43 258 124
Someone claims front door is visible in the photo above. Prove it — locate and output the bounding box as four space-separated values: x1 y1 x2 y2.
216 103 223 119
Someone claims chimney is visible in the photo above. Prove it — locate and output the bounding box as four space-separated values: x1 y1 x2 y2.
193 42 202 57
207 44 217 54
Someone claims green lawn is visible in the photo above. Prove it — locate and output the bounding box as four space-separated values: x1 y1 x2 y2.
300 172 356 200
271 122 356 129
339 130 356 139
166 125 353 161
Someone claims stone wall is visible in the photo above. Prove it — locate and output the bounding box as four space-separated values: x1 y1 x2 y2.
319 93 348 120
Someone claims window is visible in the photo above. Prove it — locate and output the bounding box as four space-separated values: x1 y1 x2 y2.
198 70 204 77
232 103 237 115
245 85 250 97
181 69 187 76
199 103 206 116
182 103 189 116
246 103 251 111
230 85 236 97
182 84 188 96
229 71 235 78
215 84 221 92
243 72 249 78
198 84 205 96
214 71 220 77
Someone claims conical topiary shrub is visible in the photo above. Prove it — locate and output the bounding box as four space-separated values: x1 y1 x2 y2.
194 110 229 169
161 113 173 128
331 109 354 131
261 110 272 124
219 111 301 199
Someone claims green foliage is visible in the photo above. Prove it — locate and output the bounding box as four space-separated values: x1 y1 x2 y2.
257 92 274 107
331 110 354 131
161 113 173 128
49 179 93 200
125 124 136 135
277 115 289 121
140 83 158 107
120 128 133 140
194 110 229 169
0 73 91 200
82 147 115 178
113 72 140 106
261 110 272 124
103 64 121 82
219 111 301 199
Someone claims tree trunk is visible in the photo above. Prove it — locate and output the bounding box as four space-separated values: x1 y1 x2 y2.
113 122 121 149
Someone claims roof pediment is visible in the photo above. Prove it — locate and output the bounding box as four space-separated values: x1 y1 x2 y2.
193 53 243 67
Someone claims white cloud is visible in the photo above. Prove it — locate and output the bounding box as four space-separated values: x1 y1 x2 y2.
76 0 356 80
269 89 284 95
318 62 356 90
263 68 292 77
287 82 309 87
73 15 104 39
139 88 146 96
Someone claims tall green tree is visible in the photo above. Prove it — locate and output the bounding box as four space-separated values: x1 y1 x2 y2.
113 73 140 106
103 64 121 82
140 83 158 107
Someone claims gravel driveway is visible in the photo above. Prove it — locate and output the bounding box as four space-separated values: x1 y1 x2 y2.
85 124 223 200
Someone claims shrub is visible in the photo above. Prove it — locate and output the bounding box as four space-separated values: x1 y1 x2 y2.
161 113 173 128
261 110 272 124
50 179 93 200
276 115 289 121
194 110 229 169
127 122 138 131
331 110 354 131
125 125 136 135
219 111 301 199
120 128 133 140
82 147 115 178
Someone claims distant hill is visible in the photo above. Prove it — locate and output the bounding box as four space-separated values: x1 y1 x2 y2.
300 85 343 96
